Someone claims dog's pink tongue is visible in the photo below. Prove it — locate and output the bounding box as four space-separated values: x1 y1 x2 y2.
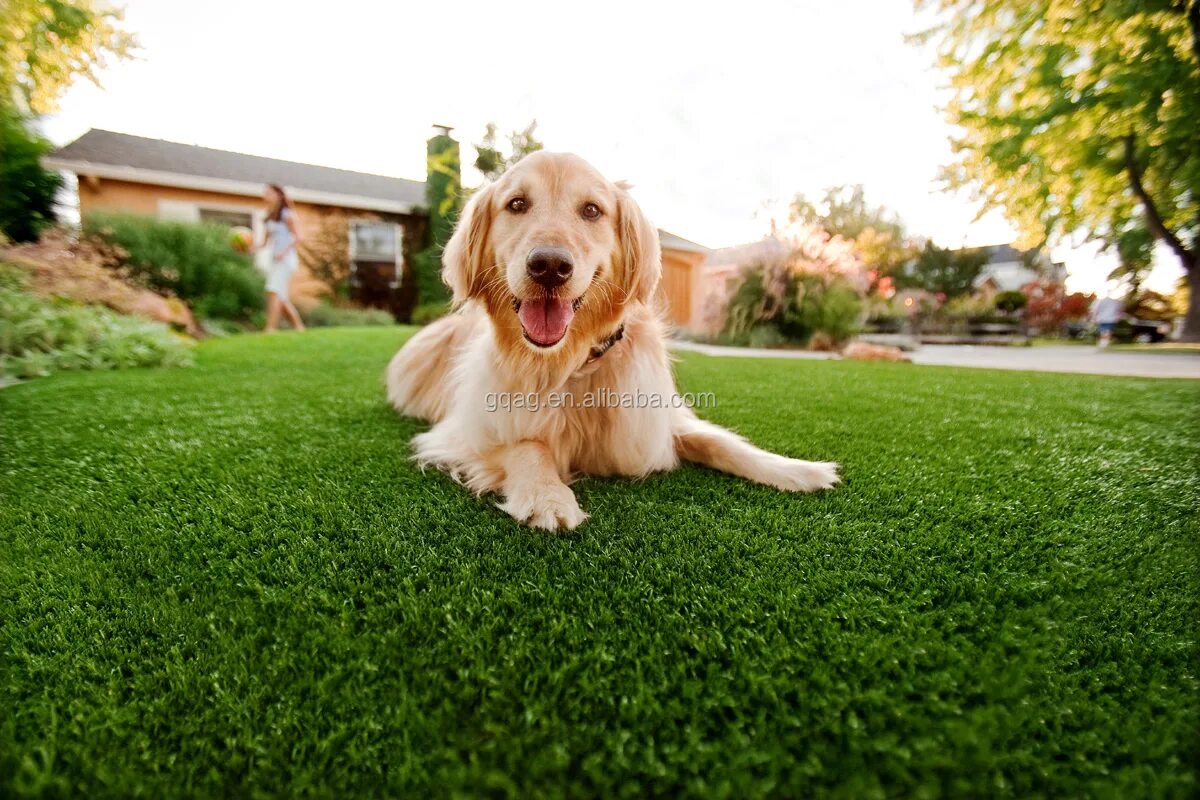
518 296 575 345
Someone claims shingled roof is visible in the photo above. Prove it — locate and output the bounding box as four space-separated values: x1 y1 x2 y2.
657 229 710 254
46 129 425 213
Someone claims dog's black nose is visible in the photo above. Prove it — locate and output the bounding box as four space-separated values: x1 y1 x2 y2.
526 246 574 288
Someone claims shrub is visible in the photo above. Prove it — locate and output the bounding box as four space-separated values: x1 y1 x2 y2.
85 214 264 320
942 292 994 318
196 317 245 337
1062 292 1096 321
747 324 787 348
722 265 862 348
781 275 863 344
967 313 1020 326
0 108 62 242
1022 279 1070 334
994 290 1028 313
411 301 452 325
722 268 787 339
301 302 394 327
0 264 193 382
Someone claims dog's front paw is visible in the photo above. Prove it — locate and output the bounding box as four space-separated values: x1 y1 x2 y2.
768 459 840 493
498 483 589 532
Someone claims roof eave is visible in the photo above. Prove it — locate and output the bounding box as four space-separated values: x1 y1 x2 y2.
44 157 425 216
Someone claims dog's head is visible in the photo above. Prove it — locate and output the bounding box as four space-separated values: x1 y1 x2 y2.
442 151 660 352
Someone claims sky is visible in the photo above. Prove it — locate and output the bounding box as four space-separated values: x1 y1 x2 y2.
42 0 1183 294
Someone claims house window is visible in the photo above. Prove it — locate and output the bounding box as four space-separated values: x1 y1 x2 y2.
199 208 254 228
349 220 404 291
349 221 400 262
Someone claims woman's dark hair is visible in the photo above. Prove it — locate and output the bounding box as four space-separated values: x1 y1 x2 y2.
266 183 293 221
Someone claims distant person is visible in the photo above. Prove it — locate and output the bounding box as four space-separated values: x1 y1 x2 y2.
1090 288 1124 348
258 184 306 332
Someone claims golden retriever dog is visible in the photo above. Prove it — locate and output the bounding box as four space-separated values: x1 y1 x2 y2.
386 151 838 531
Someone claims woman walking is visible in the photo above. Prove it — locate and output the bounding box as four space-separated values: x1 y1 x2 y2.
259 183 306 332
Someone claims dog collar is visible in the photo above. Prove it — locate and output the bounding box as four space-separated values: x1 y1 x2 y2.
586 324 625 364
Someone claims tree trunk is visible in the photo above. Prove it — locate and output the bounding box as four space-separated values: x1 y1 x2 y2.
1121 134 1200 341
1190 0 1200 64
1182 258 1200 342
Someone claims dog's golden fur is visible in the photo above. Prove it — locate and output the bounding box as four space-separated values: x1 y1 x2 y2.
387 152 838 530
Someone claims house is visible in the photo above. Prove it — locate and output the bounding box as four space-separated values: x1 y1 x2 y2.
46 129 710 327
657 230 710 329
967 244 1066 297
45 129 427 316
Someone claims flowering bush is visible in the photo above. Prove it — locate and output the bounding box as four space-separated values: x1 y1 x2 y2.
1061 292 1096 321
717 225 864 347
1022 280 1069 333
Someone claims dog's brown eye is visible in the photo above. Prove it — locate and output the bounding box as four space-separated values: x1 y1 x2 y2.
507 197 528 214
581 202 602 220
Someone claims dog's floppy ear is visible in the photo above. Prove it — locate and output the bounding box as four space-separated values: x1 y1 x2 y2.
441 183 496 305
614 184 662 305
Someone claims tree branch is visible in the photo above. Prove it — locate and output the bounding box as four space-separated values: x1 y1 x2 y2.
1122 134 1194 265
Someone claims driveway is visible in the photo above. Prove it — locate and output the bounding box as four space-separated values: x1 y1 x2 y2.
669 340 1200 379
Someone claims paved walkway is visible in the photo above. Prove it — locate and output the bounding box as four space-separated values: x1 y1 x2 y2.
669 340 1200 379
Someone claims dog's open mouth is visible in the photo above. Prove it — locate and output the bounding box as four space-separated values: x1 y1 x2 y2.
514 295 584 348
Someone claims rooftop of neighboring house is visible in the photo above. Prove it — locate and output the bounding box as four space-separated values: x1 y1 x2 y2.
972 243 1027 265
46 129 427 213
962 243 1066 291
658 229 711 254
973 261 1042 292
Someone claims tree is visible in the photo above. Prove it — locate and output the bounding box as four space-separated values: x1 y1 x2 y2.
473 120 543 181
1129 289 1176 321
0 106 62 241
0 1 134 242
1168 275 1190 318
1 0 136 113
914 0 1200 340
1105 221 1156 301
413 128 461 306
789 185 911 292
897 241 989 297
790 185 901 241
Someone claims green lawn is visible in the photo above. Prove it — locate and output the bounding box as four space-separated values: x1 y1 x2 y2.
2 327 1197 798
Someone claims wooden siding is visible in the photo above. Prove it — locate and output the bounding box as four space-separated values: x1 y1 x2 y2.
658 248 706 329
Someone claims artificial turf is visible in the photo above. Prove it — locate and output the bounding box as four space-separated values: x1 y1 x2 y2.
1 327 1197 798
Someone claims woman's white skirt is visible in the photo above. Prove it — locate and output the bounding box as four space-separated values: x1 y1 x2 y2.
265 252 298 301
